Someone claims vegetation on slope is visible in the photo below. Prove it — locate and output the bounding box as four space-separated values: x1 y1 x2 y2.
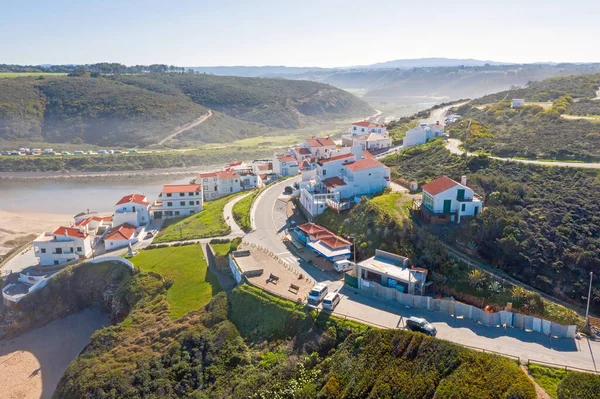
528 363 600 399
129 244 221 319
381 140 600 314
154 192 244 243
232 190 258 232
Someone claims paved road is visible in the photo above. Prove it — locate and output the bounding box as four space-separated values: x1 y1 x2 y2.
446 138 600 169
222 192 253 235
157 110 212 145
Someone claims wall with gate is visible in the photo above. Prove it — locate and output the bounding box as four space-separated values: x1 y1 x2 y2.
357 278 577 338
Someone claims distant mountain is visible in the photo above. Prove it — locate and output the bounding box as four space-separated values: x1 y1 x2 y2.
187 65 333 77
354 57 508 69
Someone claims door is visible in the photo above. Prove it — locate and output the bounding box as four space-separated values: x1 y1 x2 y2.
443 199 452 213
474 206 479 216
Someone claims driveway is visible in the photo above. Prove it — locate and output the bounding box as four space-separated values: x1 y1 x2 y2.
332 286 600 371
222 192 253 235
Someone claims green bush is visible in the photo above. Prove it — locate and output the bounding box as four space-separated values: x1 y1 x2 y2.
557 371 600 399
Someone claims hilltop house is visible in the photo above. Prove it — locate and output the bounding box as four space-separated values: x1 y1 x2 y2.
299 136 337 159
74 215 113 239
33 226 93 266
403 123 444 148
351 133 393 152
512 99 525 108
357 249 427 295
151 184 203 219
199 170 242 200
113 194 151 227
272 154 299 177
418 176 482 224
104 223 139 250
342 121 387 146
295 222 352 262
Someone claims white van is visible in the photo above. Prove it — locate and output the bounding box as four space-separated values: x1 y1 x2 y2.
322 292 341 311
307 283 328 305
334 260 355 273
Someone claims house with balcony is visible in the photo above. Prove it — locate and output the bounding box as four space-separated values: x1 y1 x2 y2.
33 226 92 266
403 122 445 148
74 214 113 240
295 222 352 262
342 121 387 146
113 194 151 227
357 249 427 295
104 223 139 250
151 184 203 219
351 133 393 152
299 136 337 159
272 154 299 177
199 170 242 200
416 176 483 224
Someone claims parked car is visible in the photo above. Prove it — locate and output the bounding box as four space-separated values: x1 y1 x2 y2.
322 292 340 311
284 185 293 194
334 259 354 273
98 150 108 155
61 151 71 155
113 150 122 154
129 149 138 153
307 283 328 305
405 316 437 337
73 151 84 155
288 220 297 229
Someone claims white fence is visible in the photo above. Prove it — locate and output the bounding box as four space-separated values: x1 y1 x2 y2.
358 278 577 339
88 256 135 273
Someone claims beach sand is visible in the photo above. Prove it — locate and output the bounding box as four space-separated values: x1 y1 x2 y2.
0 210 72 257
0 307 109 399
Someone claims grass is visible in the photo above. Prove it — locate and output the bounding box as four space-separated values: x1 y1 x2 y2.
232 190 258 231
369 192 412 223
527 364 568 398
0 72 67 78
153 192 245 243
130 244 221 319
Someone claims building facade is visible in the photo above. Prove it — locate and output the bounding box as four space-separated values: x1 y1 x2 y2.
199 170 242 200
113 194 151 227
104 223 138 250
151 184 203 219
420 176 483 224
33 226 92 266
273 154 299 177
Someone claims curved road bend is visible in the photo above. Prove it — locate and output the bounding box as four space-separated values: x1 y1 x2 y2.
157 110 213 146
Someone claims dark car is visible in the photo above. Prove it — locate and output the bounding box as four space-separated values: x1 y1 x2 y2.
405 316 437 336
284 185 293 194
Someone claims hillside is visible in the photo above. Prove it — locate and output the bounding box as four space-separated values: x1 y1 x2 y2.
0 74 372 147
448 73 600 160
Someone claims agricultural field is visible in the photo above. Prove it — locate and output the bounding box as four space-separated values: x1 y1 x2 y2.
0 72 67 78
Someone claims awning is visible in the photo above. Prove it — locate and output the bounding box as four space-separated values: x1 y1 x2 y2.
307 240 351 259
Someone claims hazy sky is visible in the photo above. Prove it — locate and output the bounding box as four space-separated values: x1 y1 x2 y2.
2 0 599 67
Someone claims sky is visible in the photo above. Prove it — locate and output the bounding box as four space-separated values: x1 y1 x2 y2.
2 0 599 67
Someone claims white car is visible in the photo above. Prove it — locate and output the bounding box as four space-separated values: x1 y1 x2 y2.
334 260 355 273
307 283 328 305
322 292 340 311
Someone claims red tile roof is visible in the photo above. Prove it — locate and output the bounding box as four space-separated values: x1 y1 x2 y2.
362 151 375 160
256 163 271 171
277 155 297 163
162 184 202 194
318 153 354 165
353 121 384 128
116 194 149 206
344 158 384 172
421 176 459 196
199 172 217 178
305 137 336 147
322 176 346 189
105 223 137 241
53 226 88 238
296 147 311 155
296 222 351 249
216 170 240 179
75 217 92 227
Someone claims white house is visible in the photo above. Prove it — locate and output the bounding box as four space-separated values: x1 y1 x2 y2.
113 194 151 227
74 215 113 238
252 160 273 175
199 170 242 200
420 176 483 224
403 123 445 148
238 170 259 190
357 250 427 295
292 146 313 162
295 222 352 262
151 184 203 219
300 137 337 159
104 223 138 250
352 133 393 152
512 99 525 108
272 154 299 177
348 121 387 136
33 226 93 266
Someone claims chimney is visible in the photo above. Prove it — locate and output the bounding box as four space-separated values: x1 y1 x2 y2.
461 175 467 186
351 145 362 160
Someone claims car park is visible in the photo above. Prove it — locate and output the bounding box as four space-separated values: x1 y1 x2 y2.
307 283 328 305
405 316 437 337
322 292 340 311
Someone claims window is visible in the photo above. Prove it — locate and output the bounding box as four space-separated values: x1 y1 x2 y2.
189 201 194 205
196 201 200 205
180 201 185 206
166 193 172 197
203 185 208 190
189 192 194 196
175 211 180 216
211 193 216 197
323 170 327 176
132 206 136 212
41 248 46 253
167 202 172 207
353 126 357 130
77 246 82 252
203 178 208 182
230 187 233 192
56 248 63 254
180 192 184 197
142 216 145 220
461 204 466 212
54 260 59 265
213 177 217 181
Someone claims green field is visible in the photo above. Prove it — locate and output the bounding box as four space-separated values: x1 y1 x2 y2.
154 192 244 243
0 72 67 78
130 244 221 318
232 190 258 231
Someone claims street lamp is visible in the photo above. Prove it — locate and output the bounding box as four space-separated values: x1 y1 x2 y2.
585 272 594 328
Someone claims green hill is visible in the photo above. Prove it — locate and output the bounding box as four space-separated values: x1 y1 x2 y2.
0 74 372 147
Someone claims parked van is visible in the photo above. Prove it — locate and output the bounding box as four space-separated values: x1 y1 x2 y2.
307 283 328 305
322 292 340 311
334 260 354 273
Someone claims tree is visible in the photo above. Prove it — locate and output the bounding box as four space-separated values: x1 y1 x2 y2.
511 286 527 301
468 269 486 290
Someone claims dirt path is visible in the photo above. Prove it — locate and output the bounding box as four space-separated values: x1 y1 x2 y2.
157 110 212 145
521 366 552 399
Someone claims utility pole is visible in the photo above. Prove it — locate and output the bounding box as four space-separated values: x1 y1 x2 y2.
585 272 593 328
348 235 356 265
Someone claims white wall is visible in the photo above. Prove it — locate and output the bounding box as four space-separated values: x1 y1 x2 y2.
345 166 390 196
403 127 427 147
113 203 150 227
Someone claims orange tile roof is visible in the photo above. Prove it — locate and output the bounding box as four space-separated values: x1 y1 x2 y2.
53 226 88 238
362 151 375 160
75 217 92 227
353 121 384 128
199 172 218 178
215 170 240 179
318 153 354 165
105 223 137 241
162 184 202 194
296 147 311 155
116 194 149 206
296 222 351 249
421 176 459 196
257 163 271 171
277 155 297 163
344 158 385 172
305 137 336 147
322 176 346 189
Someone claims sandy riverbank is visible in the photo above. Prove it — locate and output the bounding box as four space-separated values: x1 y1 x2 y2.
0 307 109 399
0 210 72 257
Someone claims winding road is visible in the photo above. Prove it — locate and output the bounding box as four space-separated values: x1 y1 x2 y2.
157 110 212 146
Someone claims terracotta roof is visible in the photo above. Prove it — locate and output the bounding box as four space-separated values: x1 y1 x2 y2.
305 137 336 147
116 194 149 206
353 121 384 128
344 158 385 172
296 147 311 155
362 151 375 160
105 223 137 241
277 155 297 163
421 176 459 196
225 161 243 168
257 163 271 171
75 217 92 227
296 222 351 249
53 226 88 239
216 170 240 179
322 176 346 189
300 159 311 168
318 153 354 165
162 184 202 194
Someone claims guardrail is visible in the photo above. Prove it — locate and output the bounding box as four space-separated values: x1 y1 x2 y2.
527 358 599 374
